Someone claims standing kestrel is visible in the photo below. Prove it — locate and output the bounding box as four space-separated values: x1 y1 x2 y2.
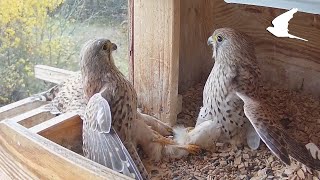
36 39 199 179
174 28 320 170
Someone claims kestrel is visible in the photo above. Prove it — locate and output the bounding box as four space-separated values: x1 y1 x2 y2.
36 39 199 179
175 28 320 170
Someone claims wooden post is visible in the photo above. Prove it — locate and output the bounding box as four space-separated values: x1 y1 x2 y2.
131 0 181 125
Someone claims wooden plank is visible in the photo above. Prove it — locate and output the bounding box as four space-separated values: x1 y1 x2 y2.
5 106 55 128
29 112 79 134
133 0 180 125
30 112 83 155
179 0 320 99
34 65 75 84
0 121 132 179
128 0 135 83
0 97 47 121
0 143 38 179
179 0 215 93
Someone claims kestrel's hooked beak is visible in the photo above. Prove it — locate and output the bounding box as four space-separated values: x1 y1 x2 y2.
207 36 214 46
207 36 216 59
111 43 117 51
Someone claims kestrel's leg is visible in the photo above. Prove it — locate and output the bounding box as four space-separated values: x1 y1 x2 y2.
137 111 173 136
151 129 201 155
132 118 201 161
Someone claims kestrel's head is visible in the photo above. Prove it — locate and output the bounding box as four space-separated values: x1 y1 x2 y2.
207 28 256 64
80 39 117 71
80 39 118 100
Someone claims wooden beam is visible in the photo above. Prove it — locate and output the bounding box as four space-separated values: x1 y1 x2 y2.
34 65 75 84
128 0 135 83
0 121 132 179
0 97 47 121
29 112 79 134
133 0 180 126
29 112 83 154
4 106 55 128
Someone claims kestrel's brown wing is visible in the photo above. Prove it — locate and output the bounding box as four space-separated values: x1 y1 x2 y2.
83 93 143 179
236 92 320 170
32 73 85 115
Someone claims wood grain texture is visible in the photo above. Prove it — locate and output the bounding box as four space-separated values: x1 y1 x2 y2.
128 0 134 83
35 113 83 155
0 121 132 180
29 112 79 134
0 97 47 121
5 106 55 128
179 0 320 98
34 65 75 84
132 0 180 125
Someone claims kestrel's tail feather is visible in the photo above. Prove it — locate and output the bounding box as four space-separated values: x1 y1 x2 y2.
125 142 151 180
237 92 320 170
286 136 320 170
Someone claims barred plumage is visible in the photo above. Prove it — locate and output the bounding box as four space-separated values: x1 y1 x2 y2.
36 39 200 179
174 28 320 170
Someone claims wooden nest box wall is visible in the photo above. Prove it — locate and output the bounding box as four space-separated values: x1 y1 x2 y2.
130 0 320 125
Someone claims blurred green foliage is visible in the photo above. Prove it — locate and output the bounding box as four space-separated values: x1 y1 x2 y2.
0 0 128 106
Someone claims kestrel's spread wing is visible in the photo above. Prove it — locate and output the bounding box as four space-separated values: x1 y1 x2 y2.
236 92 320 170
271 8 298 31
83 93 143 179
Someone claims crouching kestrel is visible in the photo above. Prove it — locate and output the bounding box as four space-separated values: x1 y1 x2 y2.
174 28 320 170
36 39 200 179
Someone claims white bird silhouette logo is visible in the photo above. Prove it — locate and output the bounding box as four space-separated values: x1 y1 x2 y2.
267 8 308 41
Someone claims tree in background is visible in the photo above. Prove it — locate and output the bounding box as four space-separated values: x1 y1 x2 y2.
0 0 128 106
0 0 73 105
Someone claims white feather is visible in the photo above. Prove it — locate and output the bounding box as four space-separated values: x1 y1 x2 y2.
306 143 320 160
174 120 222 151
195 106 212 126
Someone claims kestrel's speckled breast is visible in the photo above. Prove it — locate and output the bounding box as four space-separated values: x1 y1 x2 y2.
202 63 247 140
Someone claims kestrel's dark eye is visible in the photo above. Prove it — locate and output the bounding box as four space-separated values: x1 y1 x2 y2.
217 35 223 42
102 44 108 50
